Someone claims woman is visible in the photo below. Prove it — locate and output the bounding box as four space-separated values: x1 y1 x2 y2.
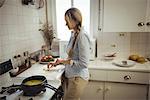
48 7 90 100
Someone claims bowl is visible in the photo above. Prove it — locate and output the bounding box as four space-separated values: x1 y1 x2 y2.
103 56 115 60
103 53 116 60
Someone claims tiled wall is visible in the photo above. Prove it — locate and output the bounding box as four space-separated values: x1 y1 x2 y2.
0 0 149 62
97 32 150 59
0 0 47 62
130 32 149 57
146 33 150 57
97 32 130 59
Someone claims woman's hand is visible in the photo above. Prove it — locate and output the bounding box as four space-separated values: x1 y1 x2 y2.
47 58 72 69
47 58 64 69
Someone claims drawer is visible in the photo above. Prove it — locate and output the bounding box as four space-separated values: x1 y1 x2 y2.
89 69 107 81
107 71 149 84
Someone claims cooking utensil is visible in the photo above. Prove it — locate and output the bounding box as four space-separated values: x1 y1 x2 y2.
21 75 64 96
1 75 64 96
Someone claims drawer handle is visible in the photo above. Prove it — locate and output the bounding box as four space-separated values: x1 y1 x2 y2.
124 75 131 80
146 22 150 26
138 22 145 27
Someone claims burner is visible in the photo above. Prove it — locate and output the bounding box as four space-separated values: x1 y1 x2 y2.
23 88 46 96
0 96 6 100
0 84 22 95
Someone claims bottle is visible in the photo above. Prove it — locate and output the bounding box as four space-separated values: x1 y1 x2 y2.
17 55 22 67
39 49 45 61
12 56 18 68
24 51 31 67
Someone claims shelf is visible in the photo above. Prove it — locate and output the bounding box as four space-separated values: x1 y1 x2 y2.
10 64 31 77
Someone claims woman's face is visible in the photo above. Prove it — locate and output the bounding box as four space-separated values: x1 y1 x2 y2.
65 15 76 30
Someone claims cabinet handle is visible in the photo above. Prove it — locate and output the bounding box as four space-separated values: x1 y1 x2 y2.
138 22 145 27
124 75 131 80
104 87 111 93
146 22 150 26
97 87 103 93
98 28 101 31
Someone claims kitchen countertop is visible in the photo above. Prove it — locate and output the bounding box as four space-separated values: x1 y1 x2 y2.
0 63 65 100
89 58 150 73
17 63 65 80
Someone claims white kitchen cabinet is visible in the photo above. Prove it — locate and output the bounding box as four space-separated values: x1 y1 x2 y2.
146 0 150 32
105 82 147 100
149 86 150 100
81 69 149 100
100 0 150 32
81 81 104 100
81 81 147 100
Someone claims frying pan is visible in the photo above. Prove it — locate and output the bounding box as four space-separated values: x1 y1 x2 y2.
21 75 64 96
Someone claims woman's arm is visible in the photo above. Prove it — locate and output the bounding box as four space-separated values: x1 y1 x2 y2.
71 33 90 68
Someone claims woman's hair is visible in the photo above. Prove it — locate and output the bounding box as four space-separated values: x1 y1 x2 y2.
65 8 82 33
65 8 82 58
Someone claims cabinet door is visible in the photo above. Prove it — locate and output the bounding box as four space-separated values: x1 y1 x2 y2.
146 0 150 32
81 81 104 100
105 82 148 100
102 0 147 32
149 86 150 100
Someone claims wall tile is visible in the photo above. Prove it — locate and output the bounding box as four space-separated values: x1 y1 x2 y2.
0 0 45 62
97 32 150 59
130 32 148 57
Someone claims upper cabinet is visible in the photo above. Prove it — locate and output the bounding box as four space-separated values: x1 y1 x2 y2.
146 0 150 32
100 0 150 32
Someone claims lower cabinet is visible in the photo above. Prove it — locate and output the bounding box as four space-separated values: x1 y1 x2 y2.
81 81 104 100
149 86 150 100
81 81 148 100
105 82 147 100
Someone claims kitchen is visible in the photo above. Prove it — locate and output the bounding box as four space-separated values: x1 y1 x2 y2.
0 0 150 100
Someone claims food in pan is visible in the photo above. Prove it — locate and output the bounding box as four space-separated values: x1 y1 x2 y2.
24 80 42 86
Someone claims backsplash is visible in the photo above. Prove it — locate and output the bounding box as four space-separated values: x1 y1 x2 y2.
0 1 150 62
0 0 46 61
146 33 150 57
97 32 150 59
130 32 149 57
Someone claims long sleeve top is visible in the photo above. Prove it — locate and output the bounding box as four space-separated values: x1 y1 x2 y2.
65 27 90 80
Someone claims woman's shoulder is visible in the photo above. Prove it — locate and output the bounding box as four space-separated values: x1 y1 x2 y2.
79 27 89 38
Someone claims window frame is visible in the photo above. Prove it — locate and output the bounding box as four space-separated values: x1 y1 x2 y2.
49 0 99 39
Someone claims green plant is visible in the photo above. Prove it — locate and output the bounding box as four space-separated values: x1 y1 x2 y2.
39 23 55 49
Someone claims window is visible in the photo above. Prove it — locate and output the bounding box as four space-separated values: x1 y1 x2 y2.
56 0 90 40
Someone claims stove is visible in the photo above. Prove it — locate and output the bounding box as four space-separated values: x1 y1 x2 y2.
0 83 63 100
0 60 63 100
0 84 47 100
0 84 21 95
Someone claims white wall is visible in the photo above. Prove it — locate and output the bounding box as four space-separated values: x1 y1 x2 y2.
0 0 47 62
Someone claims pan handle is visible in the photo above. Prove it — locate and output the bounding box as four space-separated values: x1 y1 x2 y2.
45 84 64 96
